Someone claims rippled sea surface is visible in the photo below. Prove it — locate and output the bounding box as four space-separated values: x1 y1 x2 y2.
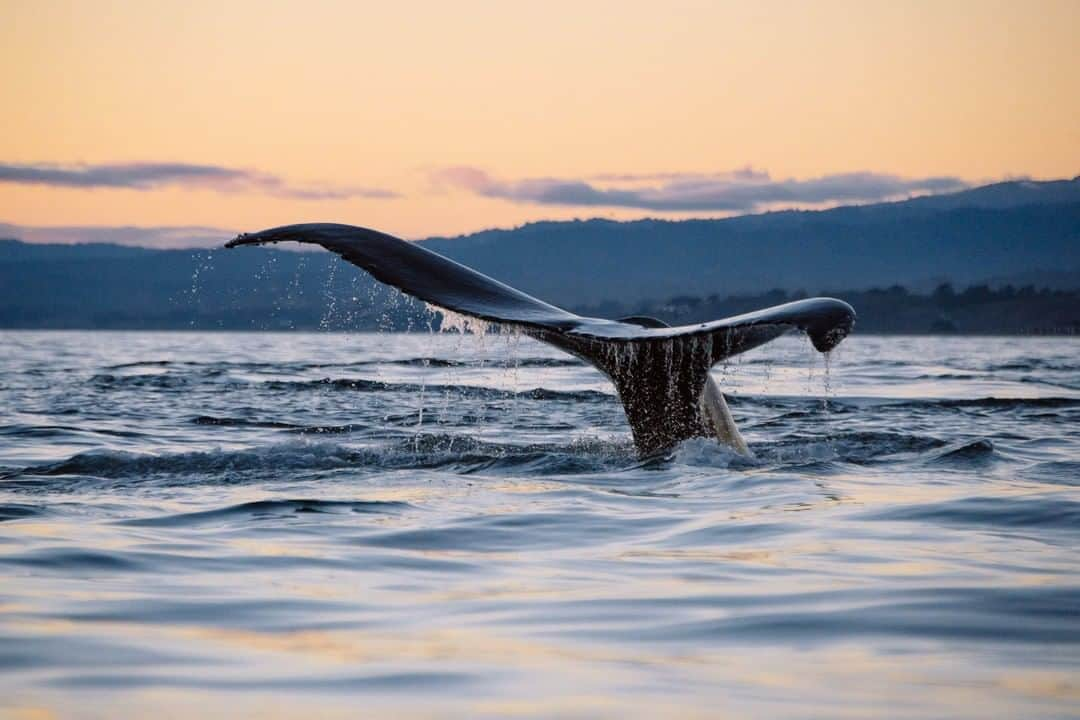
1 330 1077 719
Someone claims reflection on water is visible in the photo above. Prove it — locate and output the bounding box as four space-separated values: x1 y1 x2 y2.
1 331 1078 719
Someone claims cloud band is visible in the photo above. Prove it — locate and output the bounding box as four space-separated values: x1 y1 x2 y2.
434 166 967 212
0 162 398 200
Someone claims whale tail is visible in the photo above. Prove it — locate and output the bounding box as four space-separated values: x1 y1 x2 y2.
595 315 752 456
227 223 855 456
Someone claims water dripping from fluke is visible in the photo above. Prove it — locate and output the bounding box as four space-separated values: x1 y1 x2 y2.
226 223 855 458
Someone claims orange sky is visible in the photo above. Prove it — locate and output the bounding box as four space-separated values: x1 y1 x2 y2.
1 0 1077 242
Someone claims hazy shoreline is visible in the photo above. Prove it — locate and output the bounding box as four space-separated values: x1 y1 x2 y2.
2 285 1075 335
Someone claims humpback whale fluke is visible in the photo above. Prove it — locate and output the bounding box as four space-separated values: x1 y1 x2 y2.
226 223 855 456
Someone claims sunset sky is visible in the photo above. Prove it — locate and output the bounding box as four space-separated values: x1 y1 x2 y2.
2 0 1077 246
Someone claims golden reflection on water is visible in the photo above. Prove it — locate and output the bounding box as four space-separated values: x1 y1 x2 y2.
0 709 59 720
229 539 324 559
431 581 571 604
0 523 62 539
998 673 1080 702
3 547 1077 719
619 548 780 564
5 628 1077 720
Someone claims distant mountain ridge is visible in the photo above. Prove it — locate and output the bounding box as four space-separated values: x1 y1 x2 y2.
0 176 1077 329
419 177 1080 303
893 176 1080 211
0 238 152 261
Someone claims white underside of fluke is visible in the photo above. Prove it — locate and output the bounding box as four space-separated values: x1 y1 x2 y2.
699 375 752 457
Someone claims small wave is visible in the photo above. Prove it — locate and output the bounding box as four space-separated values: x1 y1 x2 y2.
363 357 464 368
104 356 581 371
8 434 637 482
119 498 411 527
89 373 198 390
49 670 474 692
749 404 856 429
842 396 1080 415
288 424 369 435
1019 461 1080 486
103 360 177 370
504 357 583 368
0 503 45 522
0 548 145 571
191 416 367 434
190 415 301 429
343 356 581 369
830 396 1080 411
935 397 1080 409
925 438 997 465
265 377 395 392
862 495 1080 531
0 424 146 439
357 507 664 553
761 431 946 466
265 377 612 402
668 431 949 468
17 442 366 479
622 586 1080 646
985 359 1079 372
395 433 637 474
1017 376 1080 391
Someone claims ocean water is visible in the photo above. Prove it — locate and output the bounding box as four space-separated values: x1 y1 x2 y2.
0 330 1077 719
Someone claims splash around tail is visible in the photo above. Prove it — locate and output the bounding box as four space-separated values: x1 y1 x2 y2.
227 223 854 457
